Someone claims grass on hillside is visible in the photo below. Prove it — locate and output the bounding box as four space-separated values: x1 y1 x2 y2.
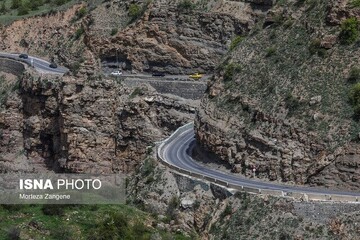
0 0 81 25
0 204 193 240
212 0 360 150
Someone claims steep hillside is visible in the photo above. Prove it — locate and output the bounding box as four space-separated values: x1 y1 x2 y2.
196 0 360 190
0 71 196 173
0 0 275 75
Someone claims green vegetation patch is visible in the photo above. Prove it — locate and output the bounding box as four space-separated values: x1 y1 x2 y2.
349 82 360 119
339 17 360 45
223 63 241 82
128 1 150 23
309 38 326 57
110 28 118 36
129 87 145 98
350 0 360 8
177 0 196 13
128 3 141 19
348 67 360 83
0 0 78 25
0 204 192 240
229 35 243 51
265 46 276 57
73 26 85 40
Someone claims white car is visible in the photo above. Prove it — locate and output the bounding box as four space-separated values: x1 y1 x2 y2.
110 70 122 76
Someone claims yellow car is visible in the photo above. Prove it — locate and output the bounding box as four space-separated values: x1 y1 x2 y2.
189 73 203 80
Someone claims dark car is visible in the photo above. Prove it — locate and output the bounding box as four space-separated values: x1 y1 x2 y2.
152 72 165 77
19 53 28 59
49 62 58 68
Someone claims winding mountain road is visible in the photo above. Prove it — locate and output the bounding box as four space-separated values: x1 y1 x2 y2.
0 52 68 75
160 123 360 199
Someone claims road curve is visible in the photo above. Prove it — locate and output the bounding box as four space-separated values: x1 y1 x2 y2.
0 52 68 75
160 123 360 197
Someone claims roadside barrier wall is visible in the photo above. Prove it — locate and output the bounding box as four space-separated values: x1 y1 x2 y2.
0 58 25 76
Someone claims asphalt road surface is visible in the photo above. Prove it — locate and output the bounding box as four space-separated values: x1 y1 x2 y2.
0 52 68 75
1 52 208 80
162 125 360 197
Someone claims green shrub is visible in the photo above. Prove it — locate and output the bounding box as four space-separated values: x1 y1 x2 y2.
223 63 241 82
348 67 360 83
7 226 20 240
41 204 64 216
0 2 7 13
129 87 144 98
178 0 196 12
70 61 81 75
349 83 360 105
26 0 43 11
145 175 155 184
141 158 155 176
285 93 301 114
339 17 359 44
132 221 151 239
349 83 360 118
17 5 29 15
229 35 243 51
54 0 69 6
166 195 180 221
76 7 87 19
128 3 141 19
110 28 118 36
350 0 360 8
88 212 151 240
220 204 232 220
89 212 130 240
74 26 84 40
0 204 24 211
11 0 22 9
309 38 326 57
272 13 285 25
265 47 276 57
168 196 180 209
193 200 200 210
50 226 74 240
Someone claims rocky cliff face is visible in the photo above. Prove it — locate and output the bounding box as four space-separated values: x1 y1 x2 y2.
195 0 360 191
0 0 271 75
89 0 250 74
0 72 196 173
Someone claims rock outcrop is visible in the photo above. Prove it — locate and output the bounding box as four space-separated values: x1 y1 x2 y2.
0 0 270 75
89 2 249 74
0 72 196 173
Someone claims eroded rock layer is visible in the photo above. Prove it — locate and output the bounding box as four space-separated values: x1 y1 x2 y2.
0 73 196 173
